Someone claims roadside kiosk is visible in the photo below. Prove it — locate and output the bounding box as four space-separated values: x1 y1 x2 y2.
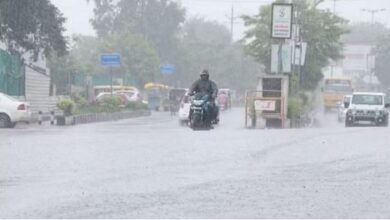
245 75 289 128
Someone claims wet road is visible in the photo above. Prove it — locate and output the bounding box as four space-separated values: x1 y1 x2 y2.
1 109 390 218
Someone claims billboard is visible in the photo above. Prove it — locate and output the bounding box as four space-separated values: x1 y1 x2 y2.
271 3 293 39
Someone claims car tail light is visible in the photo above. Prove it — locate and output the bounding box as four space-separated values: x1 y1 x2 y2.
17 104 26 110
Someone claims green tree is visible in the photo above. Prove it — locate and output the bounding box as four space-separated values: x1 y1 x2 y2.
90 0 185 63
0 0 67 60
49 34 160 90
241 0 348 90
178 18 260 91
342 22 389 45
99 33 160 87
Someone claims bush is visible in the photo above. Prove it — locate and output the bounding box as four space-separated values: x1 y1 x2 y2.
126 101 149 110
72 94 87 108
101 96 122 112
57 98 75 116
288 96 305 119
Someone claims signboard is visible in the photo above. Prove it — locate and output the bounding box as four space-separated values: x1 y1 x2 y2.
271 3 293 39
160 64 175 74
343 44 372 71
254 100 276 111
100 53 121 66
271 44 292 73
293 42 307 66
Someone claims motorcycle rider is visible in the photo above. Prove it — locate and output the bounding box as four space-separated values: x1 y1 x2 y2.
188 69 219 126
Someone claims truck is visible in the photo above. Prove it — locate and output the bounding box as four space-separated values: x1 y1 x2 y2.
323 77 354 112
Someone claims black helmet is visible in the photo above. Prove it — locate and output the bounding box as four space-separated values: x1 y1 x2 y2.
200 69 209 76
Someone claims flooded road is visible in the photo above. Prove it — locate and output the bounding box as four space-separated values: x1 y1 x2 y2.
1 109 390 218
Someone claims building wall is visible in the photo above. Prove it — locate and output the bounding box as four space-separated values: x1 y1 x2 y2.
25 66 54 113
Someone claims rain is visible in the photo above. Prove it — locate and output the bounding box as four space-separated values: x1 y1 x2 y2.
1 0 390 218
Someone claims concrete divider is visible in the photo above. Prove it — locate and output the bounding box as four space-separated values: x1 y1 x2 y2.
56 110 151 126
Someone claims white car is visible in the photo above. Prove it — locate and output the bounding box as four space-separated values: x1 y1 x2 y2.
345 92 390 127
178 94 191 125
117 90 142 102
0 92 31 128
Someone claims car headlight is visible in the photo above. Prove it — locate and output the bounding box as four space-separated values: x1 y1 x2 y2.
192 100 204 105
376 110 383 116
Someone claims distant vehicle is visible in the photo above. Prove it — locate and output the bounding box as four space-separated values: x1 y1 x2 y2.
94 92 130 106
217 88 232 111
345 92 390 127
178 92 190 126
337 95 352 123
0 92 31 128
116 90 142 103
93 85 140 98
323 77 354 112
169 88 187 115
144 83 170 111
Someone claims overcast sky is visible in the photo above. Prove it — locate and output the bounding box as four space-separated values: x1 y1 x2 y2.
52 0 390 40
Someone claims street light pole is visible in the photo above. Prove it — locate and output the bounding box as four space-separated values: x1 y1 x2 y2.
361 8 385 90
361 8 386 25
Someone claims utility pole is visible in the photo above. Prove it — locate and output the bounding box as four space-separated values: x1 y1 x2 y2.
227 4 239 41
230 6 234 41
361 8 386 25
140 0 146 39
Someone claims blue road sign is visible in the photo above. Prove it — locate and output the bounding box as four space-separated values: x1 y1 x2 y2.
160 64 175 74
101 54 121 66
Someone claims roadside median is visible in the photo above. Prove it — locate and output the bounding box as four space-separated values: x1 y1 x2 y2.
56 96 151 126
56 110 151 126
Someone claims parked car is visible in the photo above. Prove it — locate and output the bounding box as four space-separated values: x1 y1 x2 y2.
345 92 390 127
0 92 31 128
116 89 142 103
337 95 352 123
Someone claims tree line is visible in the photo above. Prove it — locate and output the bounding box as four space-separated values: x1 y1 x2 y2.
4 0 380 96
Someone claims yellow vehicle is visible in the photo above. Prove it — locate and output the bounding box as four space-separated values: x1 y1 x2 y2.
144 83 170 111
323 77 354 111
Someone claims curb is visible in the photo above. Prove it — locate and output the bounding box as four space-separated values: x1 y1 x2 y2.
56 110 152 126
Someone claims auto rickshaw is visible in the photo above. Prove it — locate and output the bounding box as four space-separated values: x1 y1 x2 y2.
144 83 170 111
168 88 187 115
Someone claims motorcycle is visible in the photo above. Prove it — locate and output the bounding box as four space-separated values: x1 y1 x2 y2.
189 93 213 129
